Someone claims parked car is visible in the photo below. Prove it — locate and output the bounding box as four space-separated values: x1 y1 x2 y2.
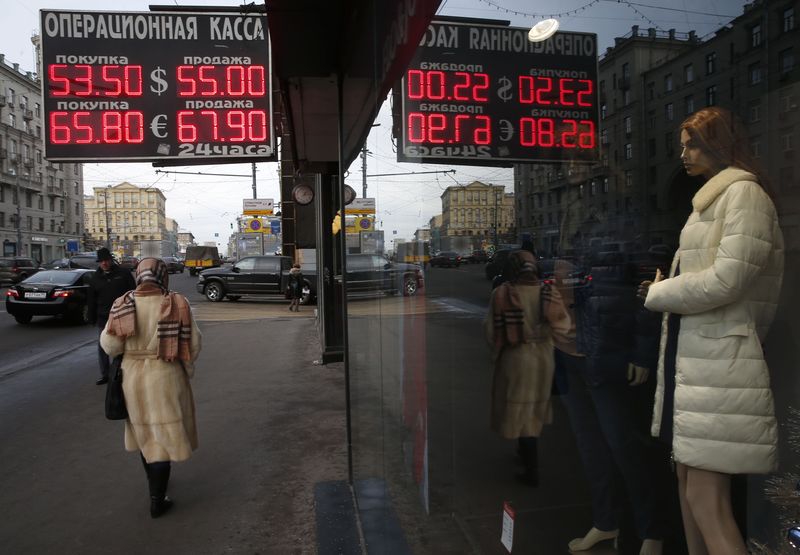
118 256 139 271
43 254 101 270
0 257 40 286
429 251 461 268
162 256 185 274
463 250 488 264
5 269 93 324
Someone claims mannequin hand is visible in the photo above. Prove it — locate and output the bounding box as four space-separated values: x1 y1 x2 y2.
637 268 663 301
627 363 649 386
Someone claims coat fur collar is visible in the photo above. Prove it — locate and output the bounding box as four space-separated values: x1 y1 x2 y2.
692 166 757 212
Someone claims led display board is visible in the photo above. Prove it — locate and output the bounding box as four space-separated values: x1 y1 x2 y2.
395 20 599 166
39 10 273 162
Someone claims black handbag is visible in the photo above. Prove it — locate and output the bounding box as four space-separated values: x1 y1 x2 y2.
105 355 128 420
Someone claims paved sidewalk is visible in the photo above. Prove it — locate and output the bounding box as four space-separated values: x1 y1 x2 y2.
0 314 351 554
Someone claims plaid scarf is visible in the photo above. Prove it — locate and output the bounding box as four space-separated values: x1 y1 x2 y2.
492 281 526 351
106 258 193 362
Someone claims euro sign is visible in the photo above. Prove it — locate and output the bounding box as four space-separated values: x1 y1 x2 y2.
497 76 513 102
150 67 168 96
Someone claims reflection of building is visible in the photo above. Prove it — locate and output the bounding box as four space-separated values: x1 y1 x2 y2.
0 54 85 262
177 231 195 255
441 181 514 248
83 182 167 256
164 218 179 257
517 6 800 254
413 228 430 242
428 214 443 252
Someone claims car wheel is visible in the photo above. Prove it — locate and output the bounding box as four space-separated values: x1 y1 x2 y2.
204 282 224 302
227 295 241 302
14 313 32 324
403 275 418 296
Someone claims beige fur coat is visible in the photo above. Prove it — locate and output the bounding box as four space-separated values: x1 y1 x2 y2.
101 294 202 463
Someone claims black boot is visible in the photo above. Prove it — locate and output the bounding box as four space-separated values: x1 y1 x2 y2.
147 461 173 518
516 437 539 487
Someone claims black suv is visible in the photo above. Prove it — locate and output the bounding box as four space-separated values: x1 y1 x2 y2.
0 257 40 285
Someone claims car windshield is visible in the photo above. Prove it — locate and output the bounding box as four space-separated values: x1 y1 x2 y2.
21 271 80 285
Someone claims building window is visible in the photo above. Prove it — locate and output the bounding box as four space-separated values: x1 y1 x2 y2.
623 89 631 106
601 104 607 119
684 64 694 83
782 132 794 152
780 48 794 74
34 102 40 117
26 216 32 230
665 103 674 121
624 143 633 159
49 198 55 212
25 192 32 208
624 116 632 135
706 52 716 75
647 82 654 100
785 7 795 32
665 131 675 156
749 63 763 84
664 73 673 92
752 138 761 157
59 200 64 214
591 181 597 196
750 101 761 122
37 194 43 209
648 110 656 129
6 87 14 105
603 178 609 193
600 129 608 144
648 138 656 156
38 218 44 231
50 220 55 232
706 85 717 106
751 23 762 47
625 171 633 188
8 113 15 128
684 95 695 114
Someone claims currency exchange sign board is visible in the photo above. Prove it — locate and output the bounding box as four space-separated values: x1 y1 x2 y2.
39 10 274 162
396 21 599 166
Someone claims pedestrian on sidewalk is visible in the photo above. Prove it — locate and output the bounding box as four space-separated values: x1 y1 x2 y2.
287 263 304 312
484 249 570 487
101 257 202 519
87 247 135 385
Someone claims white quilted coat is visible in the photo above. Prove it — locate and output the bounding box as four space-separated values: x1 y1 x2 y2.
645 167 784 474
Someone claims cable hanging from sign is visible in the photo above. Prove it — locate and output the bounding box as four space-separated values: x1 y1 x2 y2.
475 0 735 19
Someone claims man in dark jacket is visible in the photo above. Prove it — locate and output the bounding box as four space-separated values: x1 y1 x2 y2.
87 247 136 385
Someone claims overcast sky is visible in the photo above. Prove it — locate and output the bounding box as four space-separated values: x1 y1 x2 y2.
0 0 745 249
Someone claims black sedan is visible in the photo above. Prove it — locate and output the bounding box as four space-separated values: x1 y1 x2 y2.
163 256 185 274
5 269 93 325
429 251 461 268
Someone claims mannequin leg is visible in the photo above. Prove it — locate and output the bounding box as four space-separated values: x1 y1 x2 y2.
676 463 708 555
683 465 747 555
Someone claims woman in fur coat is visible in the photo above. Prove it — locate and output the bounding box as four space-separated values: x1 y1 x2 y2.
484 250 570 486
101 257 202 518
641 107 784 554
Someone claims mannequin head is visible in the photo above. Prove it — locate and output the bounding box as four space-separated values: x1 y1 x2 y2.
679 107 761 181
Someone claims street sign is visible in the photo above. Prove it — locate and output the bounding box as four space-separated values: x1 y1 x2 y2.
245 217 264 233
40 10 274 162
270 219 281 234
243 198 274 215
66 239 79 252
345 197 376 215
394 20 599 166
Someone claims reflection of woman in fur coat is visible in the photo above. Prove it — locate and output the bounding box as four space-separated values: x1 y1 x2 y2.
484 250 570 486
101 257 202 519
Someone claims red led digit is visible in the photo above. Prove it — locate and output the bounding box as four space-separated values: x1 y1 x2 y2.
426 71 446 100
452 72 471 101
518 76 534 104
474 115 491 145
538 118 555 146
473 73 489 102
536 77 553 105
200 110 219 140
101 65 122 96
198 65 217 96
427 114 447 144
578 120 596 148
519 117 536 146
577 79 593 107
561 119 578 148
559 78 575 106
248 110 268 141
177 111 197 143
72 111 93 143
408 112 426 143
124 66 143 96
227 110 247 142
177 66 195 96
454 114 469 143
248 66 266 96
49 112 71 143
102 112 124 143
125 112 144 143
73 64 93 97
407 69 424 100
49 64 70 96
226 66 246 97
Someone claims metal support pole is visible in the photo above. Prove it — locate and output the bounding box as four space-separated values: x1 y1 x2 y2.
494 186 499 247
251 162 257 199
361 144 367 198
14 162 21 255
104 185 111 248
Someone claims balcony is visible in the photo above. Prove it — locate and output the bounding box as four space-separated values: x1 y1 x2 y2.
22 109 33 120
0 148 6 159
22 157 33 168
46 185 62 195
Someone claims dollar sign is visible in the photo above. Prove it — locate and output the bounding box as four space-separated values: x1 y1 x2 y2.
497 76 513 102
150 67 168 96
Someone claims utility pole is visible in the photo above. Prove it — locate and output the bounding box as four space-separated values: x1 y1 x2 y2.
251 162 257 199
14 157 21 255
361 144 367 198
493 185 499 248
103 185 111 248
